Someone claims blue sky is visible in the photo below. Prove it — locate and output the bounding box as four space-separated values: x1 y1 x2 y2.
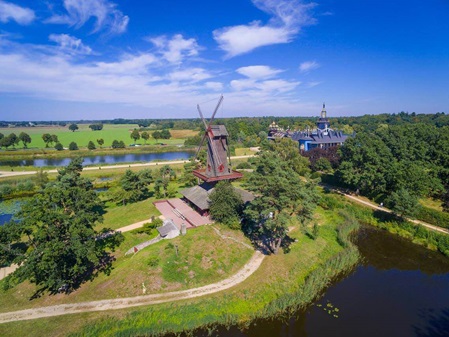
0 0 448 121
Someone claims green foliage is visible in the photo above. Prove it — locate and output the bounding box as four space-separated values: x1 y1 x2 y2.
385 188 419 219
68 123 79 132
34 168 49 188
180 159 200 187
119 169 153 203
147 256 160 268
54 142 63 151
141 131 149 144
88 123 103 131
133 222 157 235
130 129 140 144
2 158 124 293
244 150 318 253
87 141 96 150
111 139 125 148
68 141 79 151
18 132 31 148
209 181 244 229
236 161 252 169
314 158 332 172
96 138 104 147
415 205 449 230
160 129 171 139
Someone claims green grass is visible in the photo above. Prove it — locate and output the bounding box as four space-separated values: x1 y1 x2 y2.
0 125 196 151
0 225 253 316
0 201 360 337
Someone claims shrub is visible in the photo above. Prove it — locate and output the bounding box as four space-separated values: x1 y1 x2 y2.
236 162 252 169
147 256 160 268
415 206 449 229
54 142 63 151
69 142 79 151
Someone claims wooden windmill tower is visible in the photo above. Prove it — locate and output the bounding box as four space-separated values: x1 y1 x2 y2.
192 95 243 183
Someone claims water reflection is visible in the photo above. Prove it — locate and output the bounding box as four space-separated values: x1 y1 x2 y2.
0 151 194 167
193 226 449 337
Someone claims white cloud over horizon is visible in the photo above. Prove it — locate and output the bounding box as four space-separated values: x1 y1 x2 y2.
213 0 317 58
46 0 129 34
0 1 35 25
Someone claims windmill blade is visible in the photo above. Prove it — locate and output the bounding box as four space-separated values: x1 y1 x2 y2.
195 132 208 160
197 105 209 130
208 95 224 127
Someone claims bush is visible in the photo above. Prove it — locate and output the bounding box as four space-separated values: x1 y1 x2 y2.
87 141 96 150
69 142 79 151
54 142 63 151
236 162 252 169
415 206 449 229
147 256 160 268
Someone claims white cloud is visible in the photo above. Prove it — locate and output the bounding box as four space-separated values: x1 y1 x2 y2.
205 81 223 91
148 34 201 64
214 0 316 58
236 65 283 79
299 60 320 73
0 1 34 25
49 34 92 55
46 0 129 34
168 68 211 83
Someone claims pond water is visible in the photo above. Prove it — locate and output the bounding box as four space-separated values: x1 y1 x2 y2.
0 200 24 226
0 151 194 167
197 226 449 337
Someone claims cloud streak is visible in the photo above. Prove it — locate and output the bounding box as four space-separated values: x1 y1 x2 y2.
0 0 35 25
46 0 129 34
299 60 320 73
213 0 316 58
49 34 92 55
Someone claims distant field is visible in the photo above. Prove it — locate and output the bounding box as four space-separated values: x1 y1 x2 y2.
0 125 198 149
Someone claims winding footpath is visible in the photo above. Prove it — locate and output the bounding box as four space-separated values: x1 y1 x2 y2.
0 251 264 324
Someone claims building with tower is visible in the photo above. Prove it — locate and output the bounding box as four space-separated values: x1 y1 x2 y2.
290 104 349 152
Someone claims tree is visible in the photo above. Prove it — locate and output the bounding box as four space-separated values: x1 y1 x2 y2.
243 151 318 254
266 138 310 176
68 123 79 132
154 165 176 198
119 169 153 203
18 132 31 148
69 142 79 151
180 159 200 187
34 168 49 188
130 129 140 144
89 123 103 131
51 134 58 145
209 181 244 229
7 133 19 148
2 158 124 293
0 136 13 149
54 142 63 151
141 131 149 144
152 130 161 142
97 138 104 148
314 157 332 172
88 141 96 150
385 188 419 219
160 129 171 139
42 133 52 147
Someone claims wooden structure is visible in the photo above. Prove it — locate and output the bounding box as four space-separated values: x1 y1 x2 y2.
193 95 243 183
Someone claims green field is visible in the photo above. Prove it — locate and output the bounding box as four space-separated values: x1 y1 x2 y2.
0 125 198 149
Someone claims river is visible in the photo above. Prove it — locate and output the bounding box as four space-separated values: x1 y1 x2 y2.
197 226 449 337
0 151 194 167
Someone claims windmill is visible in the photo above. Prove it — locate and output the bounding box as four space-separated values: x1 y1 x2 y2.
192 95 242 182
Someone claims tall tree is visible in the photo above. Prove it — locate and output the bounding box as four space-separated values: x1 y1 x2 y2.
209 181 243 229
130 129 140 144
244 151 318 254
18 132 31 148
68 123 79 132
97 138 104 148
88 141 96 150
2 158 123 293
42 133 52 147
141 131 149 144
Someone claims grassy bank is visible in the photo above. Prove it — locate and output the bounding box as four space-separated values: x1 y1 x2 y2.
0 200 360 337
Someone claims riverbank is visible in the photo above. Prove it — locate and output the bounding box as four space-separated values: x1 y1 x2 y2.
0 201 361 337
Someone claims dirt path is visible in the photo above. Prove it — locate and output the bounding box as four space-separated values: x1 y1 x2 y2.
0 155 255 178
0 251 264 324
342 192 449 235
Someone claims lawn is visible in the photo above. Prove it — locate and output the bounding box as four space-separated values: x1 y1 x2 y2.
0 225 253 314
0 201 357 337
0 125 196 150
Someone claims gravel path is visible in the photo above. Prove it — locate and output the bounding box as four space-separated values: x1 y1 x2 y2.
0 251 264 324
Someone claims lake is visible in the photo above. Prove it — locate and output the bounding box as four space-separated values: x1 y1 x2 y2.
198 226 449 337
0 151 195 167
